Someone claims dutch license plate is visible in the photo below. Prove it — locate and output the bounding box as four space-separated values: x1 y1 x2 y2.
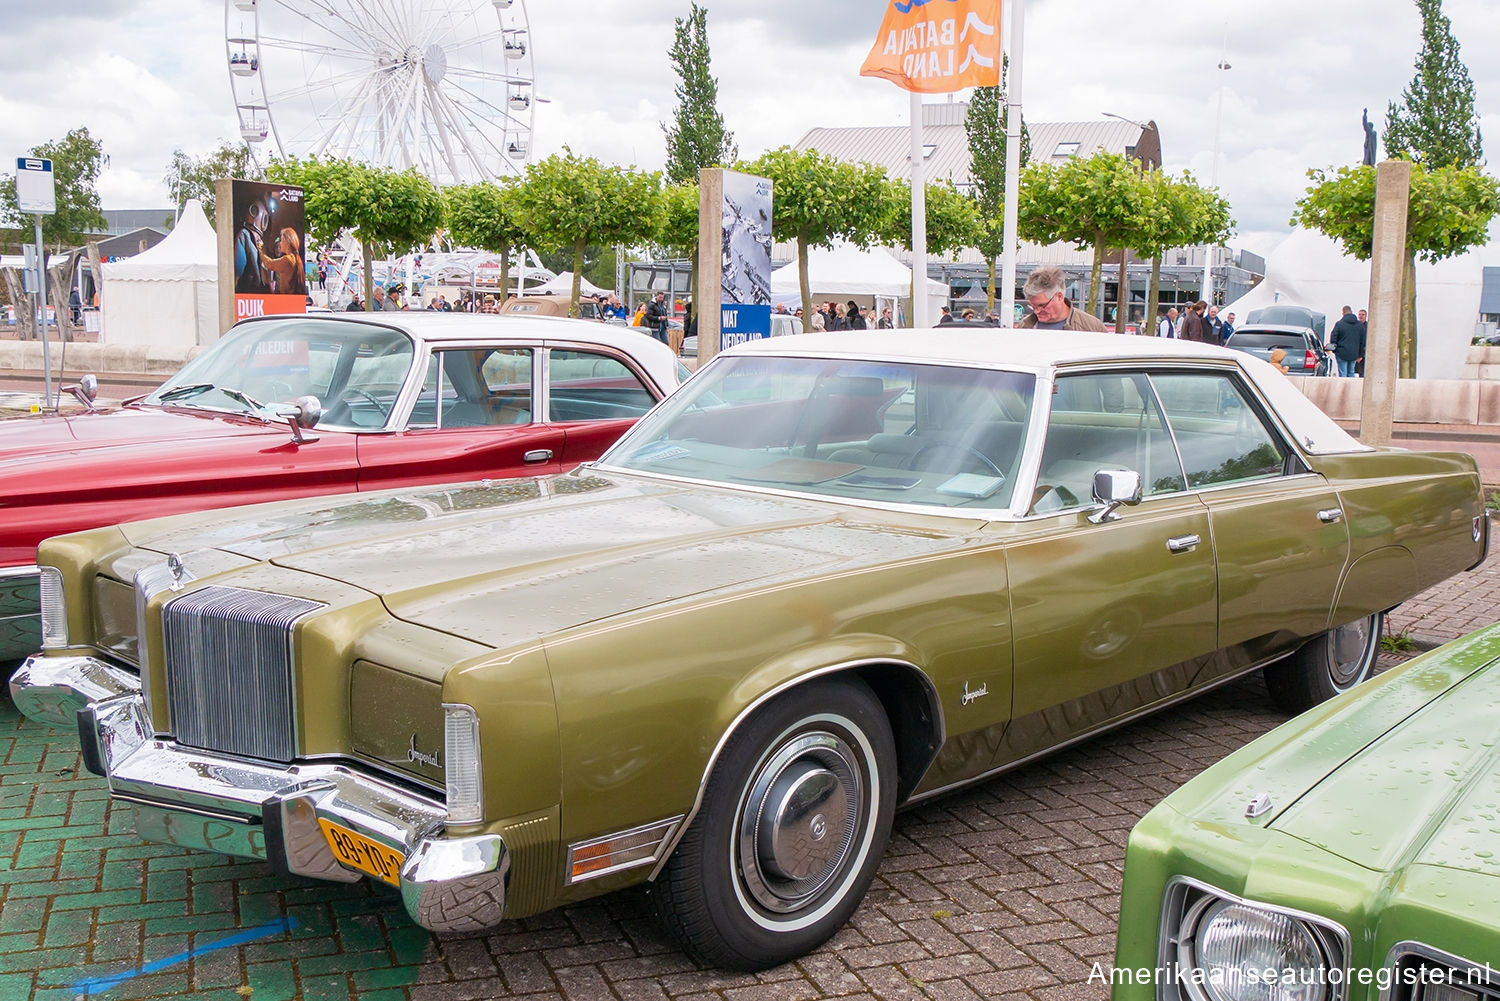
318 819 405 886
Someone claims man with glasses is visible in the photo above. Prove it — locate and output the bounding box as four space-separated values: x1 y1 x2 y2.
1017 266 1107 332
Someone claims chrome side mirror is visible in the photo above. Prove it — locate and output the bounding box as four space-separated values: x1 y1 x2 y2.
64 373 99 411
278 395 323 444
1088 469 1142 524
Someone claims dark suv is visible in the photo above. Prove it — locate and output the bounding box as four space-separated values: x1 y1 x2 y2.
1222 323 1329 376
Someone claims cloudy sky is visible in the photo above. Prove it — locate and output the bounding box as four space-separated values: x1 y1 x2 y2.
3 0 1496 255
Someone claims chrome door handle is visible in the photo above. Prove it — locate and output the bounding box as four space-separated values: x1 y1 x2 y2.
523 449 553 463
1167 534 1201 553
1317 508 1344 524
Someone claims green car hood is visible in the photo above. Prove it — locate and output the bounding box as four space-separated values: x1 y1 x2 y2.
119 469 981 648
1270 642 1500 878
1155 624 1500 882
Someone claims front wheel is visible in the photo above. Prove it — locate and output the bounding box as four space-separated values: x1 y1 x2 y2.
648 678 896 970
1264 612 1383 714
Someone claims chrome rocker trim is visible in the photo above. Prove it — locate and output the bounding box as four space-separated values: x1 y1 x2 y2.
36 660 508 934
9 653 140 728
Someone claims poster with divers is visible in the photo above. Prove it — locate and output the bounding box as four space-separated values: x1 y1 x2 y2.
719 170 772 347
230 179 307 321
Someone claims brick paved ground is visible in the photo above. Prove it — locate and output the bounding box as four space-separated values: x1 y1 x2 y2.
2 547 1496 1001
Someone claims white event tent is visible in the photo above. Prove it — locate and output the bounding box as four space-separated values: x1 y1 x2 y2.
528 271 610 298
1224 227 1499 379
100 199 219 347
771 243 949 322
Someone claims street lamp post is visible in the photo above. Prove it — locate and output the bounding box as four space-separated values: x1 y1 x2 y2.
1204 29 1230 305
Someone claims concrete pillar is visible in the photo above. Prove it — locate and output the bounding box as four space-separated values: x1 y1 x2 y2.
1360 159 1411 448
214 178 236 337
696 168 724 367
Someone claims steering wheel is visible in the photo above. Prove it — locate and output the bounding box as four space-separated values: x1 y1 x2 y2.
912 440 1004 477
339 387 391 422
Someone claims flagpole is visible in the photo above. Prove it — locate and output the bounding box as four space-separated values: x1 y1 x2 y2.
999 0 1025 327
910 90 928 329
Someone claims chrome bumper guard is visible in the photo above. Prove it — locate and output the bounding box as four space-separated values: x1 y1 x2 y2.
9 653 139 728
14 654 508 934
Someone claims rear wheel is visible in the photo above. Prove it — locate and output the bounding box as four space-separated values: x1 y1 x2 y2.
1264 612 1382 714
648 678 896 970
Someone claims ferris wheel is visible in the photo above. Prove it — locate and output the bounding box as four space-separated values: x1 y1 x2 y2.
224 0 536 184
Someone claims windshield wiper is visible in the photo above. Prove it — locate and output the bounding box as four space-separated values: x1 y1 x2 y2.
217 387 269 417
155 383 216 403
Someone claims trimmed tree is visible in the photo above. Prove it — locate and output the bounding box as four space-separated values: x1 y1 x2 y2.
445 181 530 301
884 179 982 306
165 141 263 220
1135 171 1234 332
1384 0 1483 169
1293 163 1499 376
510 151 662 316
663 2 737 184
267 157 444 309
964 62 1031 313
742 147 893 329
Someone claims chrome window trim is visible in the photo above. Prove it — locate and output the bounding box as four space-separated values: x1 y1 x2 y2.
647 658 943 881
1379 941 1499 1001
1155 874 1351 1001
543 338 669 400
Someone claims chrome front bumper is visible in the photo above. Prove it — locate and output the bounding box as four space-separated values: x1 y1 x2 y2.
12 654 510 934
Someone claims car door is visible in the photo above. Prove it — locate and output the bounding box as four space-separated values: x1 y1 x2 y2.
545 346 664 467
1151 370 1350 676
355 345 565 490
1000 370 1218 765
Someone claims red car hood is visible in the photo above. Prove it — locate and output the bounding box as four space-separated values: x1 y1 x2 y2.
3 405 283 461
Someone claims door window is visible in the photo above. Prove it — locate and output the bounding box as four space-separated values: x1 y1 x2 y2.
1151 372 1287 488
547 350 656 422
411 348 532 429
1034 372 1185 512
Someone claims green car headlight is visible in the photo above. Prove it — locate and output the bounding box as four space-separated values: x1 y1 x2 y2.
1192 900 1326 1001
1165 879 1347 1001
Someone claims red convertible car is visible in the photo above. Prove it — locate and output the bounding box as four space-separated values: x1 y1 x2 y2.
0 313 685 661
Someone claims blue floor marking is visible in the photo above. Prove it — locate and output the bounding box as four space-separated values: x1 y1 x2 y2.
72 916 298 996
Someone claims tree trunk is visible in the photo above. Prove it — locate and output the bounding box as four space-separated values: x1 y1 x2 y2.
1116 247 1130 332
361 240 375 311
1146 253 1162 336
1399 253 1418 379
986 256 997 317
86 241 104 315
2 268 36 341
47 250 82 343
570 238 586 318
1086 242 1104 315
798 235 814 331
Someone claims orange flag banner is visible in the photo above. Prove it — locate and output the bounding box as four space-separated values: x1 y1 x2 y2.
859 0 1004 94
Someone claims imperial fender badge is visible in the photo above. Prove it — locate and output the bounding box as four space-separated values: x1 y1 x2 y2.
961 681 988 706
407 734 441 769
166 553 187 591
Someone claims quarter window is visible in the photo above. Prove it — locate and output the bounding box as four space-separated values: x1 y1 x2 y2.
412 348 532 429
1035 372 1185 512
1152 373 1287 487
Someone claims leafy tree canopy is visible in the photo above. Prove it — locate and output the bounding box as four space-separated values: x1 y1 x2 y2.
0 127 108 250
655 181 700 256
964 63 1031 259
663 2 737 184
165 140 263 220
884 179 981 258
1385 0 1483 169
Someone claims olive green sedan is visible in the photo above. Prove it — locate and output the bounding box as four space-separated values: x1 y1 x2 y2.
9 330 1489 970
1112 620 1500 1001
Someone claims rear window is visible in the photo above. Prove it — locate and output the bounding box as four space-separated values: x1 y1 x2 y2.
1228 332 1307 350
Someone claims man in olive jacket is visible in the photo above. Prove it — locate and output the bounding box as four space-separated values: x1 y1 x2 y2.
1017 266 1107 331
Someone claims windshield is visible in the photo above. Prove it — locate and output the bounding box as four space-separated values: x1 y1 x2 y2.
145 319 414 430
600 355 1037 509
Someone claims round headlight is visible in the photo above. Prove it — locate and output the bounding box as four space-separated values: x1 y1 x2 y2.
1190 900 1327 1001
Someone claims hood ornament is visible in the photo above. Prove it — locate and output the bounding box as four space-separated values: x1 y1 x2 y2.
167 553 188 591
1245 792 1274 819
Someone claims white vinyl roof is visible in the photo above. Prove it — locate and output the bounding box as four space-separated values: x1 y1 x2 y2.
724 328 1372 456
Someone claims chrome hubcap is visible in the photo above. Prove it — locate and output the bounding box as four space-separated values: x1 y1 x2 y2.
738 732 861 913
1327 615 1375 688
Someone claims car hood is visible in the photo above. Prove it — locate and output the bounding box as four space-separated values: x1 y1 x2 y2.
1269 640 1500 879
118 468 984 649
0 405 284 464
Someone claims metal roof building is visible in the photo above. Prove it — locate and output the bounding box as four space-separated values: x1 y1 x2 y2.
789 102 1259 323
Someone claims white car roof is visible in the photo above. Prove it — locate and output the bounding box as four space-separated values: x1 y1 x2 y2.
723 328 1371 456
246 312 684 391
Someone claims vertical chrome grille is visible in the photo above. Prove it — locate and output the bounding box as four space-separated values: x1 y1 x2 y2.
163 586 324 762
